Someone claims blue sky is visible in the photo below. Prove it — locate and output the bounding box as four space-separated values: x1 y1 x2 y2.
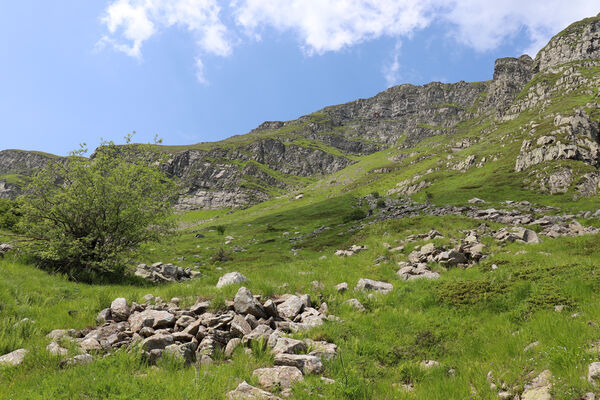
1 1 598 156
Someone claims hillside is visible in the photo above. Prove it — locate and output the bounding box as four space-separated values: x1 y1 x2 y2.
1 13 600 400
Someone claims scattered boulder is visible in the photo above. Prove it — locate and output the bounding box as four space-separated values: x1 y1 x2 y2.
335 282 348 293
0 348 27 366
522 370 552 400
335 245 368 257
344 298 365 311
227 381 282 400
234 287 267 318
493 227 541 244
135 263 201 283
253 366 304 390
468 197 486 204
217 272 249 288
277 295 305 319
274 353 324 374
110 298 130 322
0 243 13 257
60 353 93 368
355 279 393 294
588 362 600 384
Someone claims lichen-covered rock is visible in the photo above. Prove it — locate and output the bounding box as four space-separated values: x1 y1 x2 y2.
226 381 282 400
253 366 304 390
355 278 393 294
217 272 249 288
0 348 27 366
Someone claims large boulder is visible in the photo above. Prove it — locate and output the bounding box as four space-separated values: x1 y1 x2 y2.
227 381 282 399
253 366 304 390
0 348 27 366
588 362 600 383
355 278 393 294
217 272 249 288
276 295 304 319
521 370 552 400
234 287 266 318
273 353 324 374
141 333 174 352
128 310 176 332
110 298 130 322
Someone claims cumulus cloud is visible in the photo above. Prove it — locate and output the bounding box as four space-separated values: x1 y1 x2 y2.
233 0 439 54
99 0 231 81
444 0 600 55
98 0 599 83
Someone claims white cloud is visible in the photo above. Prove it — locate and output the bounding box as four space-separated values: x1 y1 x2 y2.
100 0 231 81
98 0 599 83
383 42 402 87
233 0 438 54
443 0 600 56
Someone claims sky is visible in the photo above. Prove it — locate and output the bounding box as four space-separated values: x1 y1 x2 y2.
0 1 598 156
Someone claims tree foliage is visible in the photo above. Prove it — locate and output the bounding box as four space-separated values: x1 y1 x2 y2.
18 138 176 281
0 199 20 230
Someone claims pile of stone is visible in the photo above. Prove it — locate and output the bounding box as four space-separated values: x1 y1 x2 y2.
492 227 541 244
43 287 336 384
134 262 201 283
404 229 444 242
335 245 368 257
539 220 600 238
0 243 13 257
398 233 486 281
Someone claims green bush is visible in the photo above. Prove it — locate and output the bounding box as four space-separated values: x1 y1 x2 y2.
0 199 20 231
343 208 367 223
376 198 386 208
17 139 176 281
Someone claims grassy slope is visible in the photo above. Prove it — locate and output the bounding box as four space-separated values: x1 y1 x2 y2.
1 64 600 399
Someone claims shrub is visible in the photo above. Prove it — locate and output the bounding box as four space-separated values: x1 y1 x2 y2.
370 191 380 198
215 225 226 235
0 199 20 231
376 198 386 208
210 247 232 263
17 138 176 281
343 208 367 223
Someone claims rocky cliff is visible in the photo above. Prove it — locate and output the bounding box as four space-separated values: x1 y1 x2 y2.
1 14 599 208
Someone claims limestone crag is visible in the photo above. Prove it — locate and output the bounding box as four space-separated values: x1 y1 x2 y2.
534 14 600 72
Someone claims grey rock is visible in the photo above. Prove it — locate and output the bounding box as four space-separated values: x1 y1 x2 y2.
226 381 282 400
355 278 393 294
46 342 68 356
234 287 266 318
110 298 130 322
60 353 93 368
344 298 365 311
274 353 324 374
522 370 552 400
0 348 27 366
253 366 304 390
142 333 174 352
128 310 176 331
277 295 304 319
217 272 249 288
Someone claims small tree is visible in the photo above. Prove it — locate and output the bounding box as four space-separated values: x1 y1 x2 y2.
18 137 176 281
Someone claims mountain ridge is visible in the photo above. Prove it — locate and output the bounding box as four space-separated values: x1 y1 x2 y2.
1 14 599 209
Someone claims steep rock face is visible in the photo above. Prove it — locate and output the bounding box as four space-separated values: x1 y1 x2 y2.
0 150 56 175
535 14 600 72
484 55 534 114
515 108 600 172
0 150 61 199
